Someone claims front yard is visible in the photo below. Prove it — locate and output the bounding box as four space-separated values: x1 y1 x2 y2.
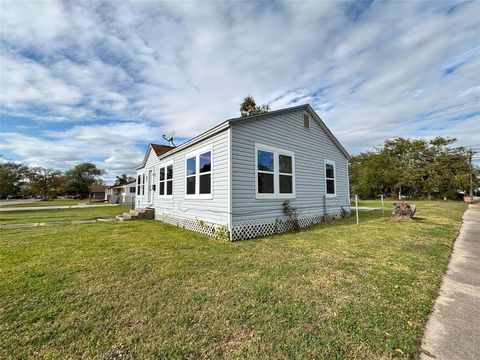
0 201 466 359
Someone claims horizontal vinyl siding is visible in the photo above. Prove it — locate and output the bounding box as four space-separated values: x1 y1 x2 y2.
153 129 229 226
231 110 350 223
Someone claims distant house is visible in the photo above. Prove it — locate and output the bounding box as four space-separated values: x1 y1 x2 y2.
106 181 136 204
89 185 107 201
136 104 350 240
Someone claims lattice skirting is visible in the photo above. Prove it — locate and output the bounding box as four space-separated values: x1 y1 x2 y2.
157 210 349 241
157 213 230 239
231 211 346 241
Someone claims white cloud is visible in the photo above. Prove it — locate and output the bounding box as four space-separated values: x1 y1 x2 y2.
0 122 164 182
0 0 479 179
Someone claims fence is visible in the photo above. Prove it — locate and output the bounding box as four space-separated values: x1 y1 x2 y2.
352 194 387 225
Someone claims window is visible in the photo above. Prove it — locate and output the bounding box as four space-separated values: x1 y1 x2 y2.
279 154 293 193
137 175 141 195
142 174 145 195
257 150 274 193
255 143 295 199
159 163 173 197
325 160 336 197
303 114 310 129
185 146 213 199
130 187 136 193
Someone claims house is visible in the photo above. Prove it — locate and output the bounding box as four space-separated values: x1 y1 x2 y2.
106 181 136 204
89 184 107 201
136 104 350 240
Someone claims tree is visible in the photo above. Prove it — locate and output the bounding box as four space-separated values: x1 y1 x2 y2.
240 96 270 117
114 174 135 186
349 137 476 199
0 161 28 199
64 163 104 198
28 167 64 199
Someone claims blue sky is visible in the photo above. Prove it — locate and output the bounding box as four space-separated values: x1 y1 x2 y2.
1 0 479 182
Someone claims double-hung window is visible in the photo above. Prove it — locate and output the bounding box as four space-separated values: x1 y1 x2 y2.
325 160 336 197
159 162 173 197
185 146 212 199
137 175 141 195
255 143 295 199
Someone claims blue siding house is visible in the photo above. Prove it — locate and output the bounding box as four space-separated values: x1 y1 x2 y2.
136 104 350 240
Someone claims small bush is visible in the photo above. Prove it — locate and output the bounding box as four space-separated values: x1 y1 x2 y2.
282 200 300 231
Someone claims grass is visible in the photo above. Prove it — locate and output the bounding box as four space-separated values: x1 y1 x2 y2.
0 205 130 225
0 199 93 207
0 201 467 359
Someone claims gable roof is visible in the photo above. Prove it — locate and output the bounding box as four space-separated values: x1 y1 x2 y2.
90 184 107 192
151 144 175 156
138 104 349 168
137 143 175 169
227 104 350 158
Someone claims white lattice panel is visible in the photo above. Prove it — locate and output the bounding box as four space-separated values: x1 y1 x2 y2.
231 211 343 241
157 211 345 241
159 214 227 239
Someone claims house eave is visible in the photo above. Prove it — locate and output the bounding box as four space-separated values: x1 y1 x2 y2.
136 103 349 170
305 105 350 159
157 121 230 161
228 103 350 159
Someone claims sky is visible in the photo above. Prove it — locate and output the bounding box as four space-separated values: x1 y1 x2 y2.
1 0 479 183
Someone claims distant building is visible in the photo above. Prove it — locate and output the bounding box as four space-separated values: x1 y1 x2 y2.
89 185 107 200
106 181 136 204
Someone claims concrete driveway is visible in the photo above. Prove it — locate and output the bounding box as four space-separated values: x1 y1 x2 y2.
421 202 480 359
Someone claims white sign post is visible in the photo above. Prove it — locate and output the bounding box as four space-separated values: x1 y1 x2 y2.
355 194 359 225
381 194 385 217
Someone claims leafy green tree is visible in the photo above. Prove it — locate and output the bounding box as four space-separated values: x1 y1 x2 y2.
114 174 135 186
349 137 475 199
64 163 104 198
0 161 29 199
240 96 270 117
28 167 64 199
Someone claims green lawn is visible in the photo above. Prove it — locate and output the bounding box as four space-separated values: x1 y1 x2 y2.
0 201 467 359
0 199 95 207
0 205 130 225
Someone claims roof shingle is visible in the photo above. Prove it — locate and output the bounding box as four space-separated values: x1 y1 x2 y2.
150 144 175 156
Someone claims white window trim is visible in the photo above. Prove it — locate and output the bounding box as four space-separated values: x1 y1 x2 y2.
136 173 142 196
158 161 174 199
255 143 296 200
325 159 337 198
147 167 155 205
184 145 213 200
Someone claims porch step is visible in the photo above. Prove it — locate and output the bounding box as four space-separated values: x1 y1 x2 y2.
115 208 154 222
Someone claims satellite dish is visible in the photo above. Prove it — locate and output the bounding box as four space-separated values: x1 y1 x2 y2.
163 130 176 147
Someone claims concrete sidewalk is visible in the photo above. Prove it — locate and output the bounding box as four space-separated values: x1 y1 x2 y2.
421 202 480 359
0 204 118 212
